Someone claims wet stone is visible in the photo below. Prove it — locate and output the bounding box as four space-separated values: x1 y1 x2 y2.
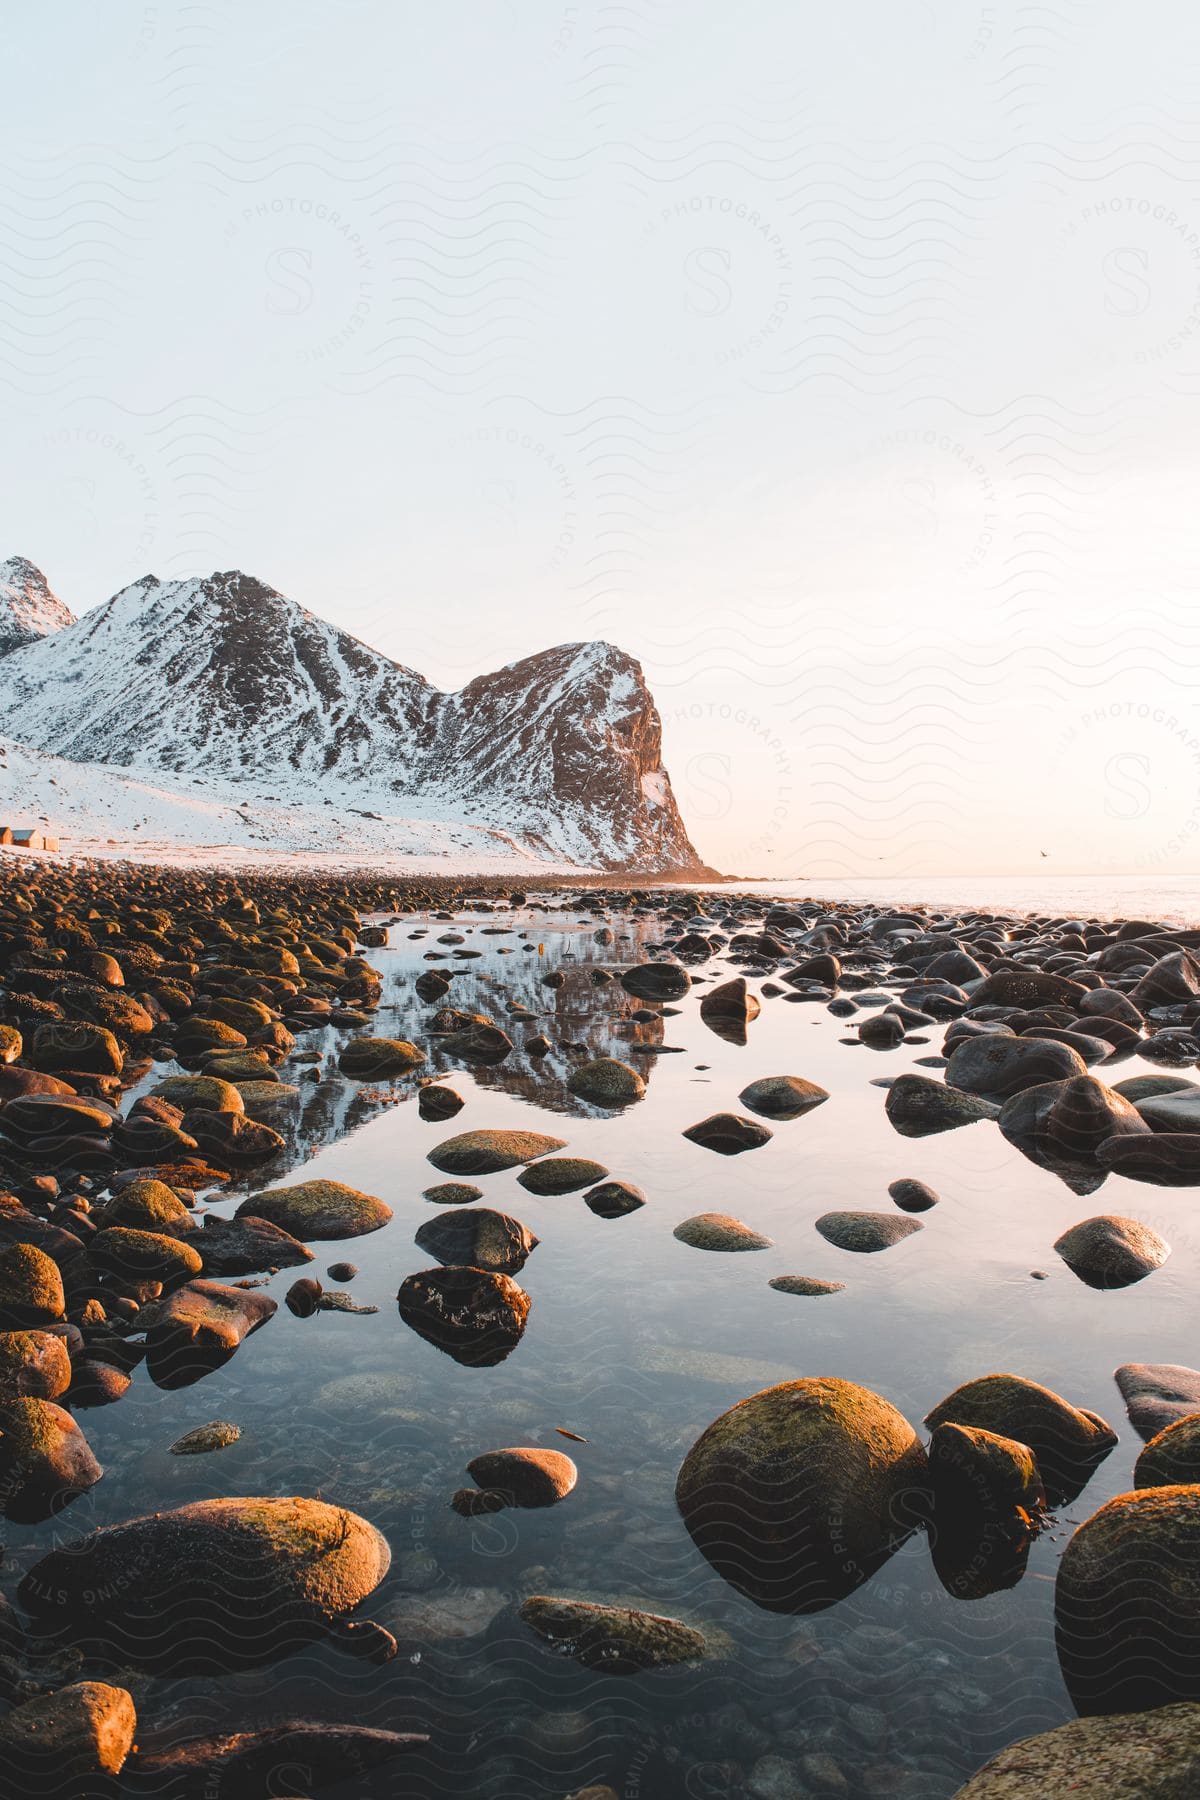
769 1275 846 1297
816 1211 924 1253
682 1113 773 1155
674 1213 774 1252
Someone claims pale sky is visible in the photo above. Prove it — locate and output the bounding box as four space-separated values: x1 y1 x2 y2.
3 2 1200 876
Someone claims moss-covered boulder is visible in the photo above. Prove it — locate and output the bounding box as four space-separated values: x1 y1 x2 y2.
95 1179 196 1238
422 1182 484 1206
182 1108 286 1166
517 1156 610 1196
0 1243 65 1327
1056 1486 1200 1714
91 1227 203 1287
519 1595 706 1672
427 1128 566 1177
1136 1416 1200 1490
139 1280 278 1389
207 996 276 1034
675 1377 928 1613
0 1681 136 1790
0 1329 71 1402
739 1075 829 1119
925 1374 1117 1504
0 1397 103 1522
414 1208 538 1275
174 1017 248 1057
768 1276 845 1297
566 1059 646 1106
673 1213 773 1251
60 983 155 1042
18 1495 391 1673
202 1049 275 1083
169 1420 243 1456
338 1037 425 1078
951 1703 1200 1797
236 1080 301 1124
151 1074 244 1115
418 1083 464 1122
237 1180 392 1241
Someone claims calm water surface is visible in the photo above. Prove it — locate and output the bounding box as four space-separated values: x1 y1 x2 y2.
20 899 1198 1798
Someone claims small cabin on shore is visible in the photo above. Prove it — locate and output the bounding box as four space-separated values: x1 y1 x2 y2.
1 827 59 852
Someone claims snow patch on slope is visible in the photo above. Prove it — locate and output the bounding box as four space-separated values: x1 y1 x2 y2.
0 557 75 656
0 737 586 874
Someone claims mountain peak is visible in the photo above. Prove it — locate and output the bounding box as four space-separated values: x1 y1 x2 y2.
0 556 75 656
0 562 705 872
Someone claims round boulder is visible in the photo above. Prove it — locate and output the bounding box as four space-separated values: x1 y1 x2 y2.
397 1266 530 1367
673 1213 773 1252
674 1377 928 1613
926 1373 1117 1504
682 1113 773 1156
583 1180 646 1219
1053 1215 1170 1289
91 1227 203 1288
338 1038 425 1078
0 1330 72 1401
18 1495 391 1673
414 1208 538 1275
0 1681 136 1791
946 1035 1087 1100
465 1447 577 1508
1056 1485 1200 1714
1135 1416 1200 1490
620 963 691 1002
426 1129 566 1176
739 1076 829 1120
566 1059 646 1107
885 1074 999 1136
0 1397 103 1522
816 1211 923 1254
887 1178 939 1213
951 1703 1200 1798
0 1244 65 1327
517 1157 609 1196
236 1180 392 1241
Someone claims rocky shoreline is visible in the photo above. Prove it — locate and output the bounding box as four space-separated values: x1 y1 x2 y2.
0 860 1197 1794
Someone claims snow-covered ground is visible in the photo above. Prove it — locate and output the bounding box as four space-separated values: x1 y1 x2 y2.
0 737 589 875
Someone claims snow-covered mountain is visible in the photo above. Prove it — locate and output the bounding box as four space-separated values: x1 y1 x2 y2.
0 556 75 656
0 564 704 872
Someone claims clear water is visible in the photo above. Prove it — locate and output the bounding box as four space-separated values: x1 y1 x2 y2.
18 899 1195 1798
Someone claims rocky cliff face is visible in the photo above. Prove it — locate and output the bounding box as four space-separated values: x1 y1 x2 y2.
0 556 75 657
0 564 703 871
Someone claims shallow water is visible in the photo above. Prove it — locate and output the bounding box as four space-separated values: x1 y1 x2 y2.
699 873 1200 930
18 900 1197 1798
